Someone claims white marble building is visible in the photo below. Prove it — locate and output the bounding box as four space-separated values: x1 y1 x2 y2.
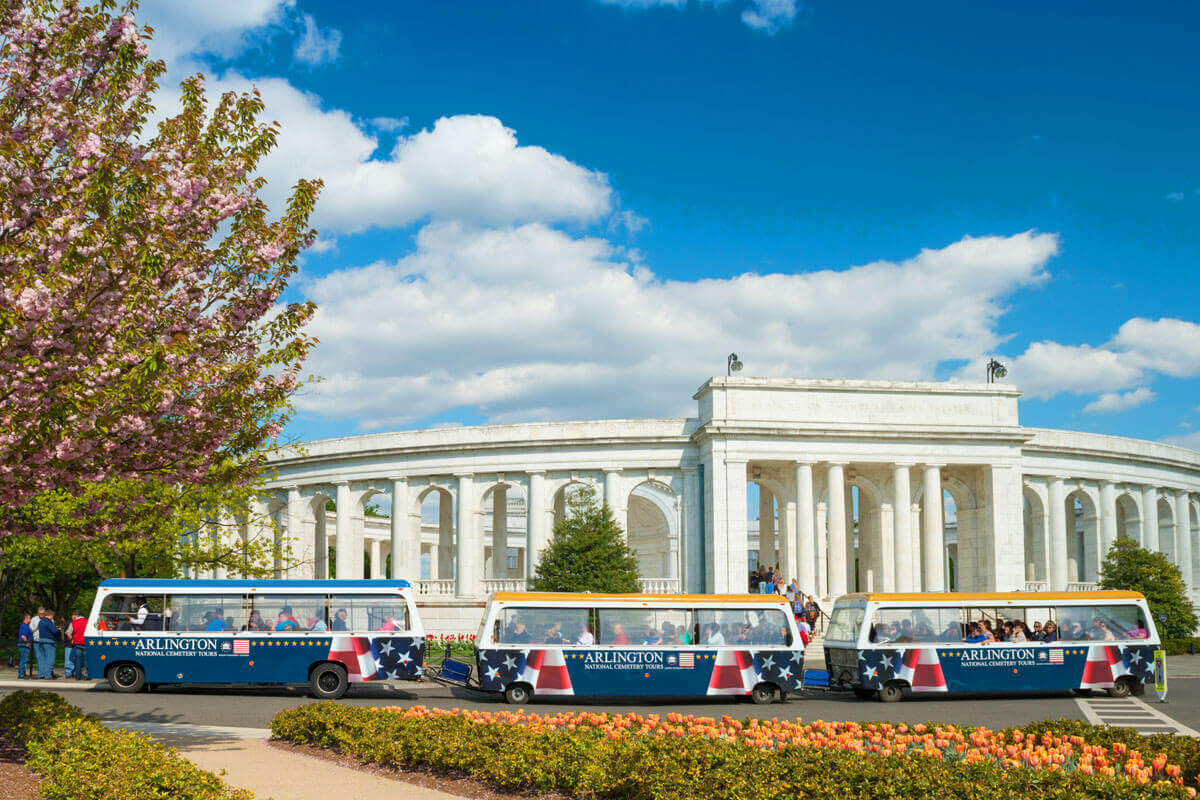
225 379 1200 629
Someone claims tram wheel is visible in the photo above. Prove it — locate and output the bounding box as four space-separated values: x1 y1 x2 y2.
751 684 777 705
853 688 877 700
309 663 349 700
878 682 904 703
504 684 532 705
108 663 145 694
1106 679 1132 699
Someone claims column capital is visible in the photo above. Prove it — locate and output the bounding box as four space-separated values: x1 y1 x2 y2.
824 460 848 467
526 469 547 476
284 484 301 492
891 461 915 469
453 471 474 479
388 474 408 483
919 463 945 470
793 458 816 466
334 480 350 487
603 467 623 475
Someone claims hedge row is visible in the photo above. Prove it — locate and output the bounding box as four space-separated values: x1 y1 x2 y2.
1013 718 1200 785
270 703 1196 799
1164 638 1200 656
0 691 251 800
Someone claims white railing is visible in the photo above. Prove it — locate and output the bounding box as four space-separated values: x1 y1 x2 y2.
482 579 528 593
1024 581 1049 592
1067 581 1099 592
639 578 681 593
413 579 455 596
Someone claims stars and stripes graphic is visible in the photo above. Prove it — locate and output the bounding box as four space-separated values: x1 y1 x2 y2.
1048 648 1064 664
1079 645 1129 689
894 648 948 693
477 649 574 695
232 638 250 655
327 636 423 682
678 652 694 668
707 649 759 695
478 649 529 691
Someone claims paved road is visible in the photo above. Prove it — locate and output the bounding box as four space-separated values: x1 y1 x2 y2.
4 677 1198 733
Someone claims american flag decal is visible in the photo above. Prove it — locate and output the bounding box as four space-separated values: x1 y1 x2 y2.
232 639 250 655
1049 648 1064 664
678 652 694 668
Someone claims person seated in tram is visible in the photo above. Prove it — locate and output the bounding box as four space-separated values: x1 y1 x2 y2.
1065 621 1085 641
577 623 595 645
242 610 267 632
378 611 405 632
331 608 349 631
963 623 989 644
939 621 962 642
507 621 532 644
642 626 663 646
608 622 630 645
1041 621 1059 642
1127 619 1148 639
702 623 725 646
273 607 300 632
660 622 679 645
308 611 328 632
203 610 227 632
677 622 693 646
1009 621 1029 643
543 622 567 644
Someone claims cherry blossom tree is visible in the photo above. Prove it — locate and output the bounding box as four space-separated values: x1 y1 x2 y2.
0 0 320 535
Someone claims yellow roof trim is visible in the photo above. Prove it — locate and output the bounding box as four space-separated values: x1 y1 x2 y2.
841 591 1144 602
491 592 790 604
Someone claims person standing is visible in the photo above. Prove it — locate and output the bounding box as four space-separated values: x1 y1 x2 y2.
35 609 60 679
62 614 75 678
16 614 33 679
67 612 88 680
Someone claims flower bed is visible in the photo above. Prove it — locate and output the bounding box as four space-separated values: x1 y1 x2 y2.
0 691 251 800
270 703 1197 799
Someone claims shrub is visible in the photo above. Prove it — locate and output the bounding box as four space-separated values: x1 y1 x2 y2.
0 691 252 800
1164 638 1200 656
271 704 1195 799
1008 719 1200 785
1099 536 1198 638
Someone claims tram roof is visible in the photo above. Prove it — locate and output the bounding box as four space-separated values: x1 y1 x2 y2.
99 579 411 590
839 591 1144 603
491 592 790 604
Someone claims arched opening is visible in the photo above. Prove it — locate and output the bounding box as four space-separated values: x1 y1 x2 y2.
1022 486 1047 585
1115 492 1141 545
911 480 959 591
481 482 527 579
553 480 593 527
1158 497 1177 561
1190 501 1200 589
627 480 677 580
358 488 385 579
847 480 885 592
264 497 286 579
747 481 778 574
417 486 454 581
1064 489 1099 583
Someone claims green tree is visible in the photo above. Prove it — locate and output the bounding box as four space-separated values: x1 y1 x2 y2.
1098 535 1198 639
530 486 641 593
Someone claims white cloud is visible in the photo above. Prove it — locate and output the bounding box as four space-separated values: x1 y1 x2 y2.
1166 191 1185 202
741 0 800 34
156 74 613 235
1162 430 1200 450
294 229 1059 428
138 0 292 63
293 13 342 65
1110 318 1200 377
369 116 409 132
1082 387 1156 415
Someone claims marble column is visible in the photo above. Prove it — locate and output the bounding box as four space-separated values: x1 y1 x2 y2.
438 491 454 579
1142 486 1160 551
724 460 750 592
844 482 857 592
526 471 547 580
892 464 913 592
921 465 945 591
286 486 312 579
334 482 353 579
795 461 816 595
390 478 408 579
910 503 923 590
681 466 702 593
826 463 848 598
1048 477 1068 591
1175 490 1193 593
1099 480 1117 557
758 487 776 569
369 538 383 579
493 484 509 579
455 473 477 596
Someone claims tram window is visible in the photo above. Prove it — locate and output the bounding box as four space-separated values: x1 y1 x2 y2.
499 607 590 644
168 594 251 632
97 594 166 631
870 608 963 643
254 595 328 632
825 607 864 643
696 608 788 646
333 596 408 633
597 608 652 645
1055 605 1146 641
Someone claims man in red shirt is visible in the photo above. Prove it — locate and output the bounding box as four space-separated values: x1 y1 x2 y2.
67 612 88 680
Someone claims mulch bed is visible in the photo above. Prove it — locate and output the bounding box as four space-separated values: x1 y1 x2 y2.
269 738 569 800
0 736 41 800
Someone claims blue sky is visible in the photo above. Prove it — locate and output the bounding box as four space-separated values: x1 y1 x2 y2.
140 1 1200 448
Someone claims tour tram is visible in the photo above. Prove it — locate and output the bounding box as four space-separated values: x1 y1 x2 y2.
85 579 426 699
470 591 805 704
824 591 1160 702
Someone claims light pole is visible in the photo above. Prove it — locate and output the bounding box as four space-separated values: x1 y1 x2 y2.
727 353 743 376
986 358 1007 384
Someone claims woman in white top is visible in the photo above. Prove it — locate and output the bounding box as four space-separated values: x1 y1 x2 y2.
577 625 595 645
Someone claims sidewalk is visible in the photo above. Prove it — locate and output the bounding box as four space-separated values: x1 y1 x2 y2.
110 720 462 800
